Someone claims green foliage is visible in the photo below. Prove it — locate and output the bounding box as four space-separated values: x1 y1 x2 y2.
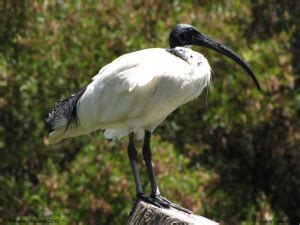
1 1 299 224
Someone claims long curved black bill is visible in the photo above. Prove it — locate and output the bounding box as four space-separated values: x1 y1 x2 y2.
193 33 261 90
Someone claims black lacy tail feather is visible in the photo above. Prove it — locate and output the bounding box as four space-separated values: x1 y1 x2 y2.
45 88 86 133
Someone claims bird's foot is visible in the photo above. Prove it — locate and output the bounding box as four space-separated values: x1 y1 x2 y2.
137 194 192 214
140 194 170 208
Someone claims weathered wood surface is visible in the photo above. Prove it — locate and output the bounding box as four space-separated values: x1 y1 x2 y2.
128 200 219 225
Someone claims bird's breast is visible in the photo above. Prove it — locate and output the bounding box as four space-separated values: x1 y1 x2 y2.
166 47 211 99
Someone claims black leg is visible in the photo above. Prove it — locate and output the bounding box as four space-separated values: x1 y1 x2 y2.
141 131 192 214
142 131 160 197
127 132 143 196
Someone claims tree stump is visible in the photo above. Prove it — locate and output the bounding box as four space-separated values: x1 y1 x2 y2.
128 200 219 225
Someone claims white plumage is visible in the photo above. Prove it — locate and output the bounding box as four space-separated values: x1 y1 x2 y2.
48 47 211 143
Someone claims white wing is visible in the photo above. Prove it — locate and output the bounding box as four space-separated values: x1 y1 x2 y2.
77 48 194 129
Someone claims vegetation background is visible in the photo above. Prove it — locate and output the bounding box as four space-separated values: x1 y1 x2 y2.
1 0 299 224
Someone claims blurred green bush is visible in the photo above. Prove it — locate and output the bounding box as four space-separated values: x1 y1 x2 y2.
1 1 299 224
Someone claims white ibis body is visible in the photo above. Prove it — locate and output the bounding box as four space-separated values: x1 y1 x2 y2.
47 47 211 143
46 24 260 212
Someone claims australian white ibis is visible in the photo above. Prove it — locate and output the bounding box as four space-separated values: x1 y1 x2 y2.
46 24 260 212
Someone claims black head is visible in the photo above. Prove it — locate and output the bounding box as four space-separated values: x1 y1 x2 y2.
169 24 261 90
169 24 200 48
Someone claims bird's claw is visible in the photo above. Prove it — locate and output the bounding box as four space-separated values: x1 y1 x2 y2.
157 195 193 214
146 194 171 208
136 194 192 214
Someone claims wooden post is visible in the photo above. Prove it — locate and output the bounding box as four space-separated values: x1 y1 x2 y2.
128 200 219 225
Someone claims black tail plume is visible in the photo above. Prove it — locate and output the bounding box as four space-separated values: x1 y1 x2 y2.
46 88 86 133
